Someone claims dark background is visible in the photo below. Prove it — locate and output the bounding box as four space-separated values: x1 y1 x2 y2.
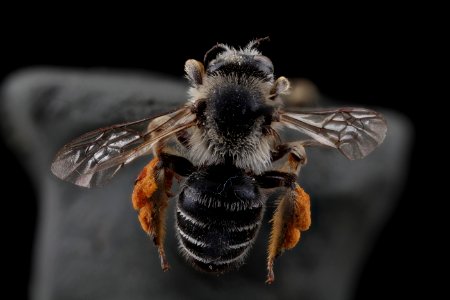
1 14 423 299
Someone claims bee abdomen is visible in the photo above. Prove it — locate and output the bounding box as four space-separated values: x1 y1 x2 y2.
176 171 264 273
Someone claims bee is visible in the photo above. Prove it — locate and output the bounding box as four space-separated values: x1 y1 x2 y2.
51 38 387 284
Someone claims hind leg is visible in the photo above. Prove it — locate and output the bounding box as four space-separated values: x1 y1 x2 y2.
257 142 311 283
132 151 194 271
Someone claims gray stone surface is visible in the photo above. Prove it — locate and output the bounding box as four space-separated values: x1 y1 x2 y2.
1 68 412 300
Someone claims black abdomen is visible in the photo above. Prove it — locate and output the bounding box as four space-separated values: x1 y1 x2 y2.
176 166 263 273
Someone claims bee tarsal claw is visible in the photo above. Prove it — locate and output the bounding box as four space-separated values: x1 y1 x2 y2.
266 259 275 284
159 253 170 272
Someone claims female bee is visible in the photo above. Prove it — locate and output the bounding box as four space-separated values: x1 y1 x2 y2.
51 38 387 283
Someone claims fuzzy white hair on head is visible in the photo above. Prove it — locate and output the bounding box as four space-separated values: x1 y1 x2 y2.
212 41 262 62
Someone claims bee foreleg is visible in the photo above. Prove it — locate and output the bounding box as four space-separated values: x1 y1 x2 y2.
132 152 194 271
256 170 311 284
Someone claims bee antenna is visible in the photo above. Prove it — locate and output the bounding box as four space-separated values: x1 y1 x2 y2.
204 43 228 66
247 36 271 49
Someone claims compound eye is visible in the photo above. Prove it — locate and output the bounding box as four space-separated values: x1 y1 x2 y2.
254 55 274 74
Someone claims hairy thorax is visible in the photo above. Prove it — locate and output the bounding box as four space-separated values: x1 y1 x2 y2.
188 75 275 174
188 119 273 174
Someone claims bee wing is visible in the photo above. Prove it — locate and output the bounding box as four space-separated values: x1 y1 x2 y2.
51 106 196 188
280 108 387 160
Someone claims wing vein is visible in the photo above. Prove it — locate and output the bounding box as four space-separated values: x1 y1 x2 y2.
51 105 196 187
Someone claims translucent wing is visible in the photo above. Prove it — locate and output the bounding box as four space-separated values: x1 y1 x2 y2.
51 106 196 187
280 108 387 159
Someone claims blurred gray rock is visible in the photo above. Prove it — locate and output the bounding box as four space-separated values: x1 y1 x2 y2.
1 68 412 300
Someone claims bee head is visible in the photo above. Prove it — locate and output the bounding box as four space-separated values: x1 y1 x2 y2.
185 38 289 95
203 37 274 82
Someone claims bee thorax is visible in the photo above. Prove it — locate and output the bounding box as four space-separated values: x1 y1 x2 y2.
188 123 272 174
210 84 269 134
188 77 274 173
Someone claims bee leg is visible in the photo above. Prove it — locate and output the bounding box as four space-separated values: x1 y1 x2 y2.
256 143 310 284
132 157 170 270
132 153 194 271
271 141 308 175
269 182 311 284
